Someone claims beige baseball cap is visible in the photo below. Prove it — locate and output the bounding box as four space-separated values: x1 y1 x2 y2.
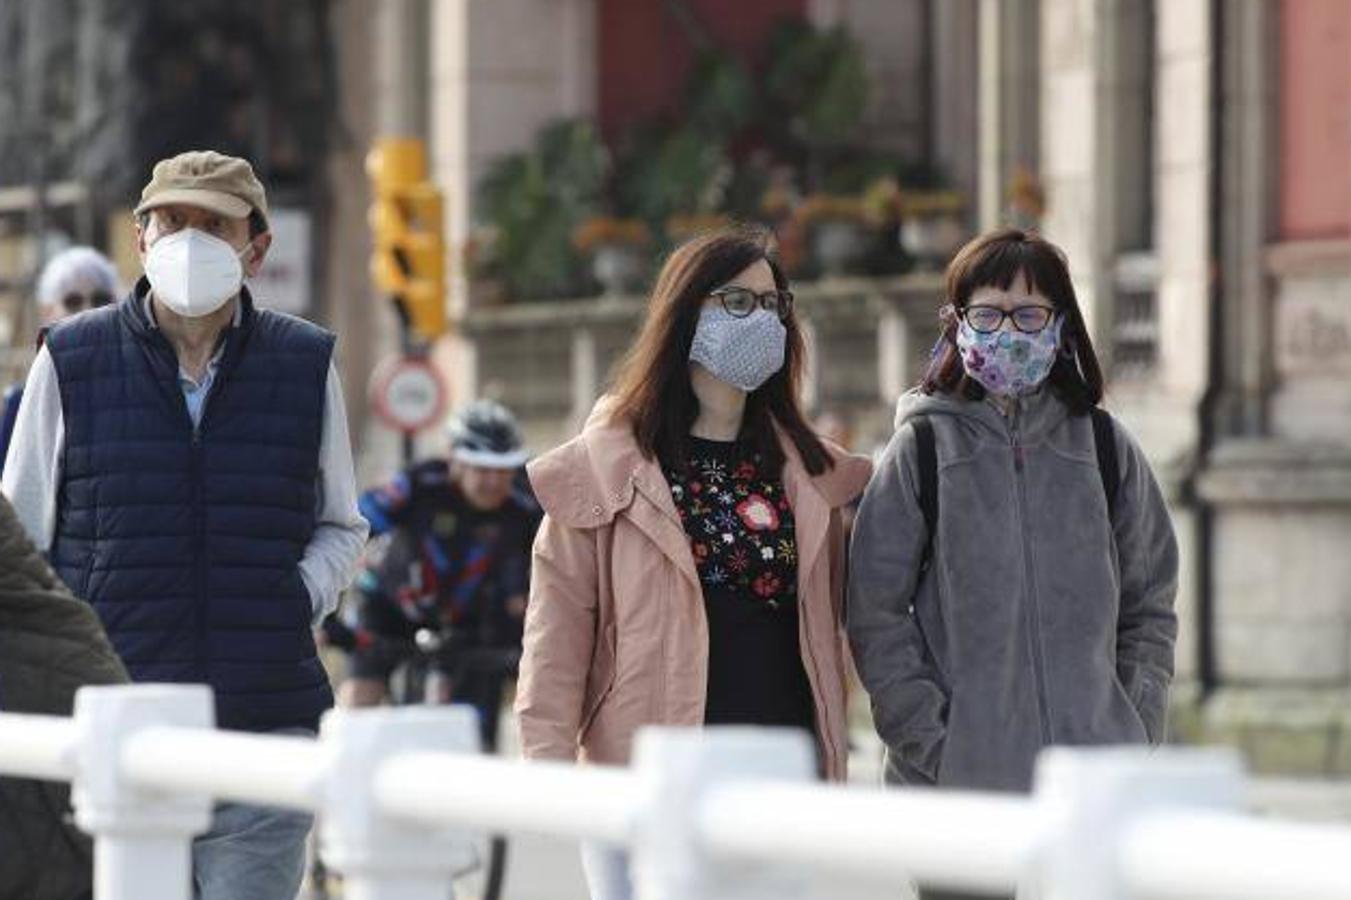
134 150 269 227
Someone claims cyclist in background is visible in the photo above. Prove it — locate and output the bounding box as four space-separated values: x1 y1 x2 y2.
335 399 540 748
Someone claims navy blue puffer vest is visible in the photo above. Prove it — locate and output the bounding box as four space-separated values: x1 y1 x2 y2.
46 283 335 731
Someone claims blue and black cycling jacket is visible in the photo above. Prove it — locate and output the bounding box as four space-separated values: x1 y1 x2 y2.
357 458 541 645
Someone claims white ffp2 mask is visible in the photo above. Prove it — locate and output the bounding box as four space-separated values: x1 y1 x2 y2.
144 228 250 318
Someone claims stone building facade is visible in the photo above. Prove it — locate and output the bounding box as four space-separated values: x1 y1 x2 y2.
1027 0 1351 773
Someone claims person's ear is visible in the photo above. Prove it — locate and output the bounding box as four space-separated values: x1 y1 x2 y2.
241 232 273 278
135 218 149 261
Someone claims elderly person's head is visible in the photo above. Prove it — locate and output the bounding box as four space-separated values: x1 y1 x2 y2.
36 247 121 325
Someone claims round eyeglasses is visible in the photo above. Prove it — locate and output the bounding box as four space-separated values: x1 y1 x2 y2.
709 286 794 322
961 304 1056 334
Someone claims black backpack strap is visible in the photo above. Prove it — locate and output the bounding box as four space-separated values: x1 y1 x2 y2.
912 416 938 572
1090 407 1120 522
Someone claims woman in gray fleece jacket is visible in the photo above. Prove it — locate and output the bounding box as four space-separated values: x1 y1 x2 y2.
848 229 1178 817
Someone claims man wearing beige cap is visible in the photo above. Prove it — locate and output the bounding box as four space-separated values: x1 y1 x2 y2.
2 150 369 899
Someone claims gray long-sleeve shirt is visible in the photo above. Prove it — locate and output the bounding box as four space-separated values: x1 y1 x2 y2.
1 343 368 624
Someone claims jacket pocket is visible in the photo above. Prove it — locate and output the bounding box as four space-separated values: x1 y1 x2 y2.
579 622 617 739
279 566 313 628
885 731 945 787
1120 667 1167 744
1111 670 1151 742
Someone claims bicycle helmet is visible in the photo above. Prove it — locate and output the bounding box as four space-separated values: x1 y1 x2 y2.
445 399 529 468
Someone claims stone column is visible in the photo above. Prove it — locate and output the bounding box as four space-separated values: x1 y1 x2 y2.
978 0 1040 230
1214 0 1277 438
1150 0 1211 441
933 0 980 209
1127 0 1212 693
1039 0 1112 343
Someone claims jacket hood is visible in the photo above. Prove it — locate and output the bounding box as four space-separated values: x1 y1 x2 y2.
893 386 1074 442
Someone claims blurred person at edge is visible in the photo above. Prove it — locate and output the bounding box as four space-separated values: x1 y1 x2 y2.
0 150 369 900
516 227 871 900
0 246 121 476
0 491 127 900
335 399 540 748
848 229 1177 900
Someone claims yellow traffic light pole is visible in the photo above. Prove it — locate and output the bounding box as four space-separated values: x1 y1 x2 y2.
367 137 447 346
367 138 448 461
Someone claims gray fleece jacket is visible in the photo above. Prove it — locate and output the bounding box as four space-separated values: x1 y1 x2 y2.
847 388 1178 793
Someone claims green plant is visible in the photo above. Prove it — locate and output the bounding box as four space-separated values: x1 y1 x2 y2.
572 216 652 253
793 192 868 226
614 125 731 227
686 51 757 136
765 21 870 154
475 119 607 300
898 189 965 217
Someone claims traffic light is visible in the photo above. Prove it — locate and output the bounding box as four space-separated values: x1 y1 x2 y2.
367 138 446 343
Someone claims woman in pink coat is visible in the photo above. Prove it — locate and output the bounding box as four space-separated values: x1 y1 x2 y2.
516 227 871 899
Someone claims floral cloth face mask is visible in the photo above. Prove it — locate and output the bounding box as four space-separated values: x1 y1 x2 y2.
956 314 1064 397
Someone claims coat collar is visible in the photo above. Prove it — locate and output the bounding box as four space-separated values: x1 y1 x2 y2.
528 401 871 530
528 400 872 596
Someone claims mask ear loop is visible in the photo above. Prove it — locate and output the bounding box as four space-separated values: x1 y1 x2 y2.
932 303 959 358
1057 315 1086 383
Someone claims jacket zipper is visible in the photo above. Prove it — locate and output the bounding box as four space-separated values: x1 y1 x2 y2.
1010 405 1054 745
191 425 208 677
166 337 226 684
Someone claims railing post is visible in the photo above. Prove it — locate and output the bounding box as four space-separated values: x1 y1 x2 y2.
630 726 815 900
1029 746 1245 900
71 684 216 900
318 705 481 900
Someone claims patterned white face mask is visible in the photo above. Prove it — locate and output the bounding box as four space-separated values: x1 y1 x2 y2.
689 305 787 393
956 314 1064 397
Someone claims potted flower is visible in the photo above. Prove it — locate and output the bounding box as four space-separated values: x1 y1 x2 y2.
793 193 871 276
572 216 652 296
664 212 734 244
897 189 967 271
462 228 509 307
1005 165 1046 230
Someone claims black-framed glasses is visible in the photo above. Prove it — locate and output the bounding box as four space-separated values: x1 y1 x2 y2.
961 304 1056 334
709 286 794 322
60 290 114 315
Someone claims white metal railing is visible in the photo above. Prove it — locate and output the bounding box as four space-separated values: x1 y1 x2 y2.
3 683 1351 899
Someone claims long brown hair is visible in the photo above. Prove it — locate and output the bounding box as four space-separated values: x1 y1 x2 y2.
921 228 1105 414
607 226 833 477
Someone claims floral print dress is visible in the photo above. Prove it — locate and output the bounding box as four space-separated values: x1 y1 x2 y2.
666 437 815 732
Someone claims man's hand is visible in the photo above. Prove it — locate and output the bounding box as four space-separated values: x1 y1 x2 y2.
504 593 527 620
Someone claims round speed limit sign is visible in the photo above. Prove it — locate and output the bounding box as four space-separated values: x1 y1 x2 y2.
369 355 447 433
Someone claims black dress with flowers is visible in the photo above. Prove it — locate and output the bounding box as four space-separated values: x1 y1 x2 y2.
666 437 815 733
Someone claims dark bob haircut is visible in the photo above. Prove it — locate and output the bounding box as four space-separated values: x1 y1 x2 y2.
606 225 833 478
921 228 1104 414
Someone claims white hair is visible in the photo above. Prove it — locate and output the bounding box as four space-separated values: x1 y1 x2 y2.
36 246 120 307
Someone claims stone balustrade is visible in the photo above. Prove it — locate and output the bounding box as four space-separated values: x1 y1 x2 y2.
456 273 947 453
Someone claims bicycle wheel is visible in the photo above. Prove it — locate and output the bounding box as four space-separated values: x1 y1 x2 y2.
306 825 333 900
447 699 511 900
